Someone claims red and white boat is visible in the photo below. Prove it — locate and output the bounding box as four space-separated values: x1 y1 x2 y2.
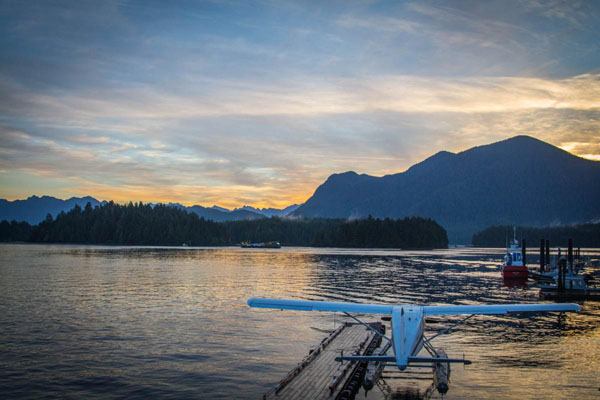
502 228 528 279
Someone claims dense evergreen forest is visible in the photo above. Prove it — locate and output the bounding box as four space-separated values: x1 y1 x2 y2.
0 201 448 248
472 223 600 247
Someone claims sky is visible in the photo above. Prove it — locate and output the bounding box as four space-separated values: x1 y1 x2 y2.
1 0 599 208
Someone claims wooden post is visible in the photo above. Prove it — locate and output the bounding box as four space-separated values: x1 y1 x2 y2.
540 239 545 272
558 259 565 292
568 239 573 274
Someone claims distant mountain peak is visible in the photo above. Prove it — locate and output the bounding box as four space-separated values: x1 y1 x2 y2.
406 150 456 174
233 203 301 217
1 195 102 224
463 135 566 155
293 135 600 243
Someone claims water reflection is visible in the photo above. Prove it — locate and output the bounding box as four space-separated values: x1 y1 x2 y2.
0 244 598 399
502 277 528 288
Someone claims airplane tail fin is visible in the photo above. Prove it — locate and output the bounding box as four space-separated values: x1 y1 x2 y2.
408 356 471 365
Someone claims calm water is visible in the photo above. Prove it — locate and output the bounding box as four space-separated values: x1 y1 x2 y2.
1 244 599 399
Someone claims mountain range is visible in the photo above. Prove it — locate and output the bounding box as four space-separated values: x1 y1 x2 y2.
0 196 299 224
3 136 599 244
292 136 600 243
209 204 300 217
0 196 103 225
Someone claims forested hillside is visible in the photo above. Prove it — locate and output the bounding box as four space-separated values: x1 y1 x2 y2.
0 201 448 249
472 224 600 247
293 136 600 243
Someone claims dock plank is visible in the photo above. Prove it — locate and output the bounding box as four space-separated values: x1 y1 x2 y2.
264 323 378 400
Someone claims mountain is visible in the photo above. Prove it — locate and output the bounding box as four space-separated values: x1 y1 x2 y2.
235 204 301 217
0 195 103 224
0 196 267 224
292 136 600 243
186 205 265 222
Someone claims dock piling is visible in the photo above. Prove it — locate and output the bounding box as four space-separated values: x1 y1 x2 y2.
539 239 545 272
568 239 573 272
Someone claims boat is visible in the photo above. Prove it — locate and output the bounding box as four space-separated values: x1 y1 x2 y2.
529 240 591 283
501 228 528 279
241 241 281 249
538 262 600 300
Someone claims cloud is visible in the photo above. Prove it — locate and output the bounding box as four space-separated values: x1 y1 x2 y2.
1 71 599 206
336 14 419 33
0 1 599 206
3 74 599 127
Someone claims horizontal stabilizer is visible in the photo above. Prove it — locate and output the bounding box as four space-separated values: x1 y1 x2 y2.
423 303 579 316
335 355 397 363
247 298 393 314
409 356 472 365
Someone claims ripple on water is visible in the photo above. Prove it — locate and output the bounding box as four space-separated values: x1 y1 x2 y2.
0 244 599 399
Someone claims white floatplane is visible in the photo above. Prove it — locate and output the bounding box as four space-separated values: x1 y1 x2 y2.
247 298 579 371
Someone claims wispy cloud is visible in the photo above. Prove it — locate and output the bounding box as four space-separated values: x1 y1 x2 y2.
0 1 598 206
4 73 599 124
336 14 419 33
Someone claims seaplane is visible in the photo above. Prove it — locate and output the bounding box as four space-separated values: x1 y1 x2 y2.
248 298 579 373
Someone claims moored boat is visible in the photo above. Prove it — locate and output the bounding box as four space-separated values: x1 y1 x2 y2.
241 241 281 248
539 273 600 300
502 228 528 279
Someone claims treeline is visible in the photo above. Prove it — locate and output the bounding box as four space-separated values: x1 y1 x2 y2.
223 215 448 248
0 201 448 248
472 223 600 247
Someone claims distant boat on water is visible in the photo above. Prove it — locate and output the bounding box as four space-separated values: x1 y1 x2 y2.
241 241 281 249
502 227 528 279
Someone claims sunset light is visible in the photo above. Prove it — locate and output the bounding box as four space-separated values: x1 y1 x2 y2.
1 1 598 207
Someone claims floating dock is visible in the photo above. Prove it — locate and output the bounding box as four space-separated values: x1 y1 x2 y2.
263 322 383 400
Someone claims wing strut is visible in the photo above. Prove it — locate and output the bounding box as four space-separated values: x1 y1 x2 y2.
343 312 392 343
424 314 475 346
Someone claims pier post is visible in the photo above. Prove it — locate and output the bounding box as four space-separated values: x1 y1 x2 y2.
539 239 545 272
568 239 573 274
557 259 565 292
545 240 550 268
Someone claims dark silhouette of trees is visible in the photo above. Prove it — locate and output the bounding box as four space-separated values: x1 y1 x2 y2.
472 224 600 247
1 202 448 249
0 220 32 242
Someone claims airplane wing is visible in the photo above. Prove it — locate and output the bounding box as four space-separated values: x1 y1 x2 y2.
423 303 579 316
247 298 393 315
248 298 579 316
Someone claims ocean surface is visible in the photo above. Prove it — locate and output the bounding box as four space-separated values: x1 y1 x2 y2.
1 244 599 399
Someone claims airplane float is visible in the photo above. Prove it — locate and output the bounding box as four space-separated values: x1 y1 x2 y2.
248 298 579 387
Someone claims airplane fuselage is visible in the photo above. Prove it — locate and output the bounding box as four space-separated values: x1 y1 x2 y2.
392 306 424 370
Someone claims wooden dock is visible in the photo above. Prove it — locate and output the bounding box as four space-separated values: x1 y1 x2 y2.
263 322 383 400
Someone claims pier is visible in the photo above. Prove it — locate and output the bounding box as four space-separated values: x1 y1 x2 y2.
530 238 600 300
263 322 384 400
